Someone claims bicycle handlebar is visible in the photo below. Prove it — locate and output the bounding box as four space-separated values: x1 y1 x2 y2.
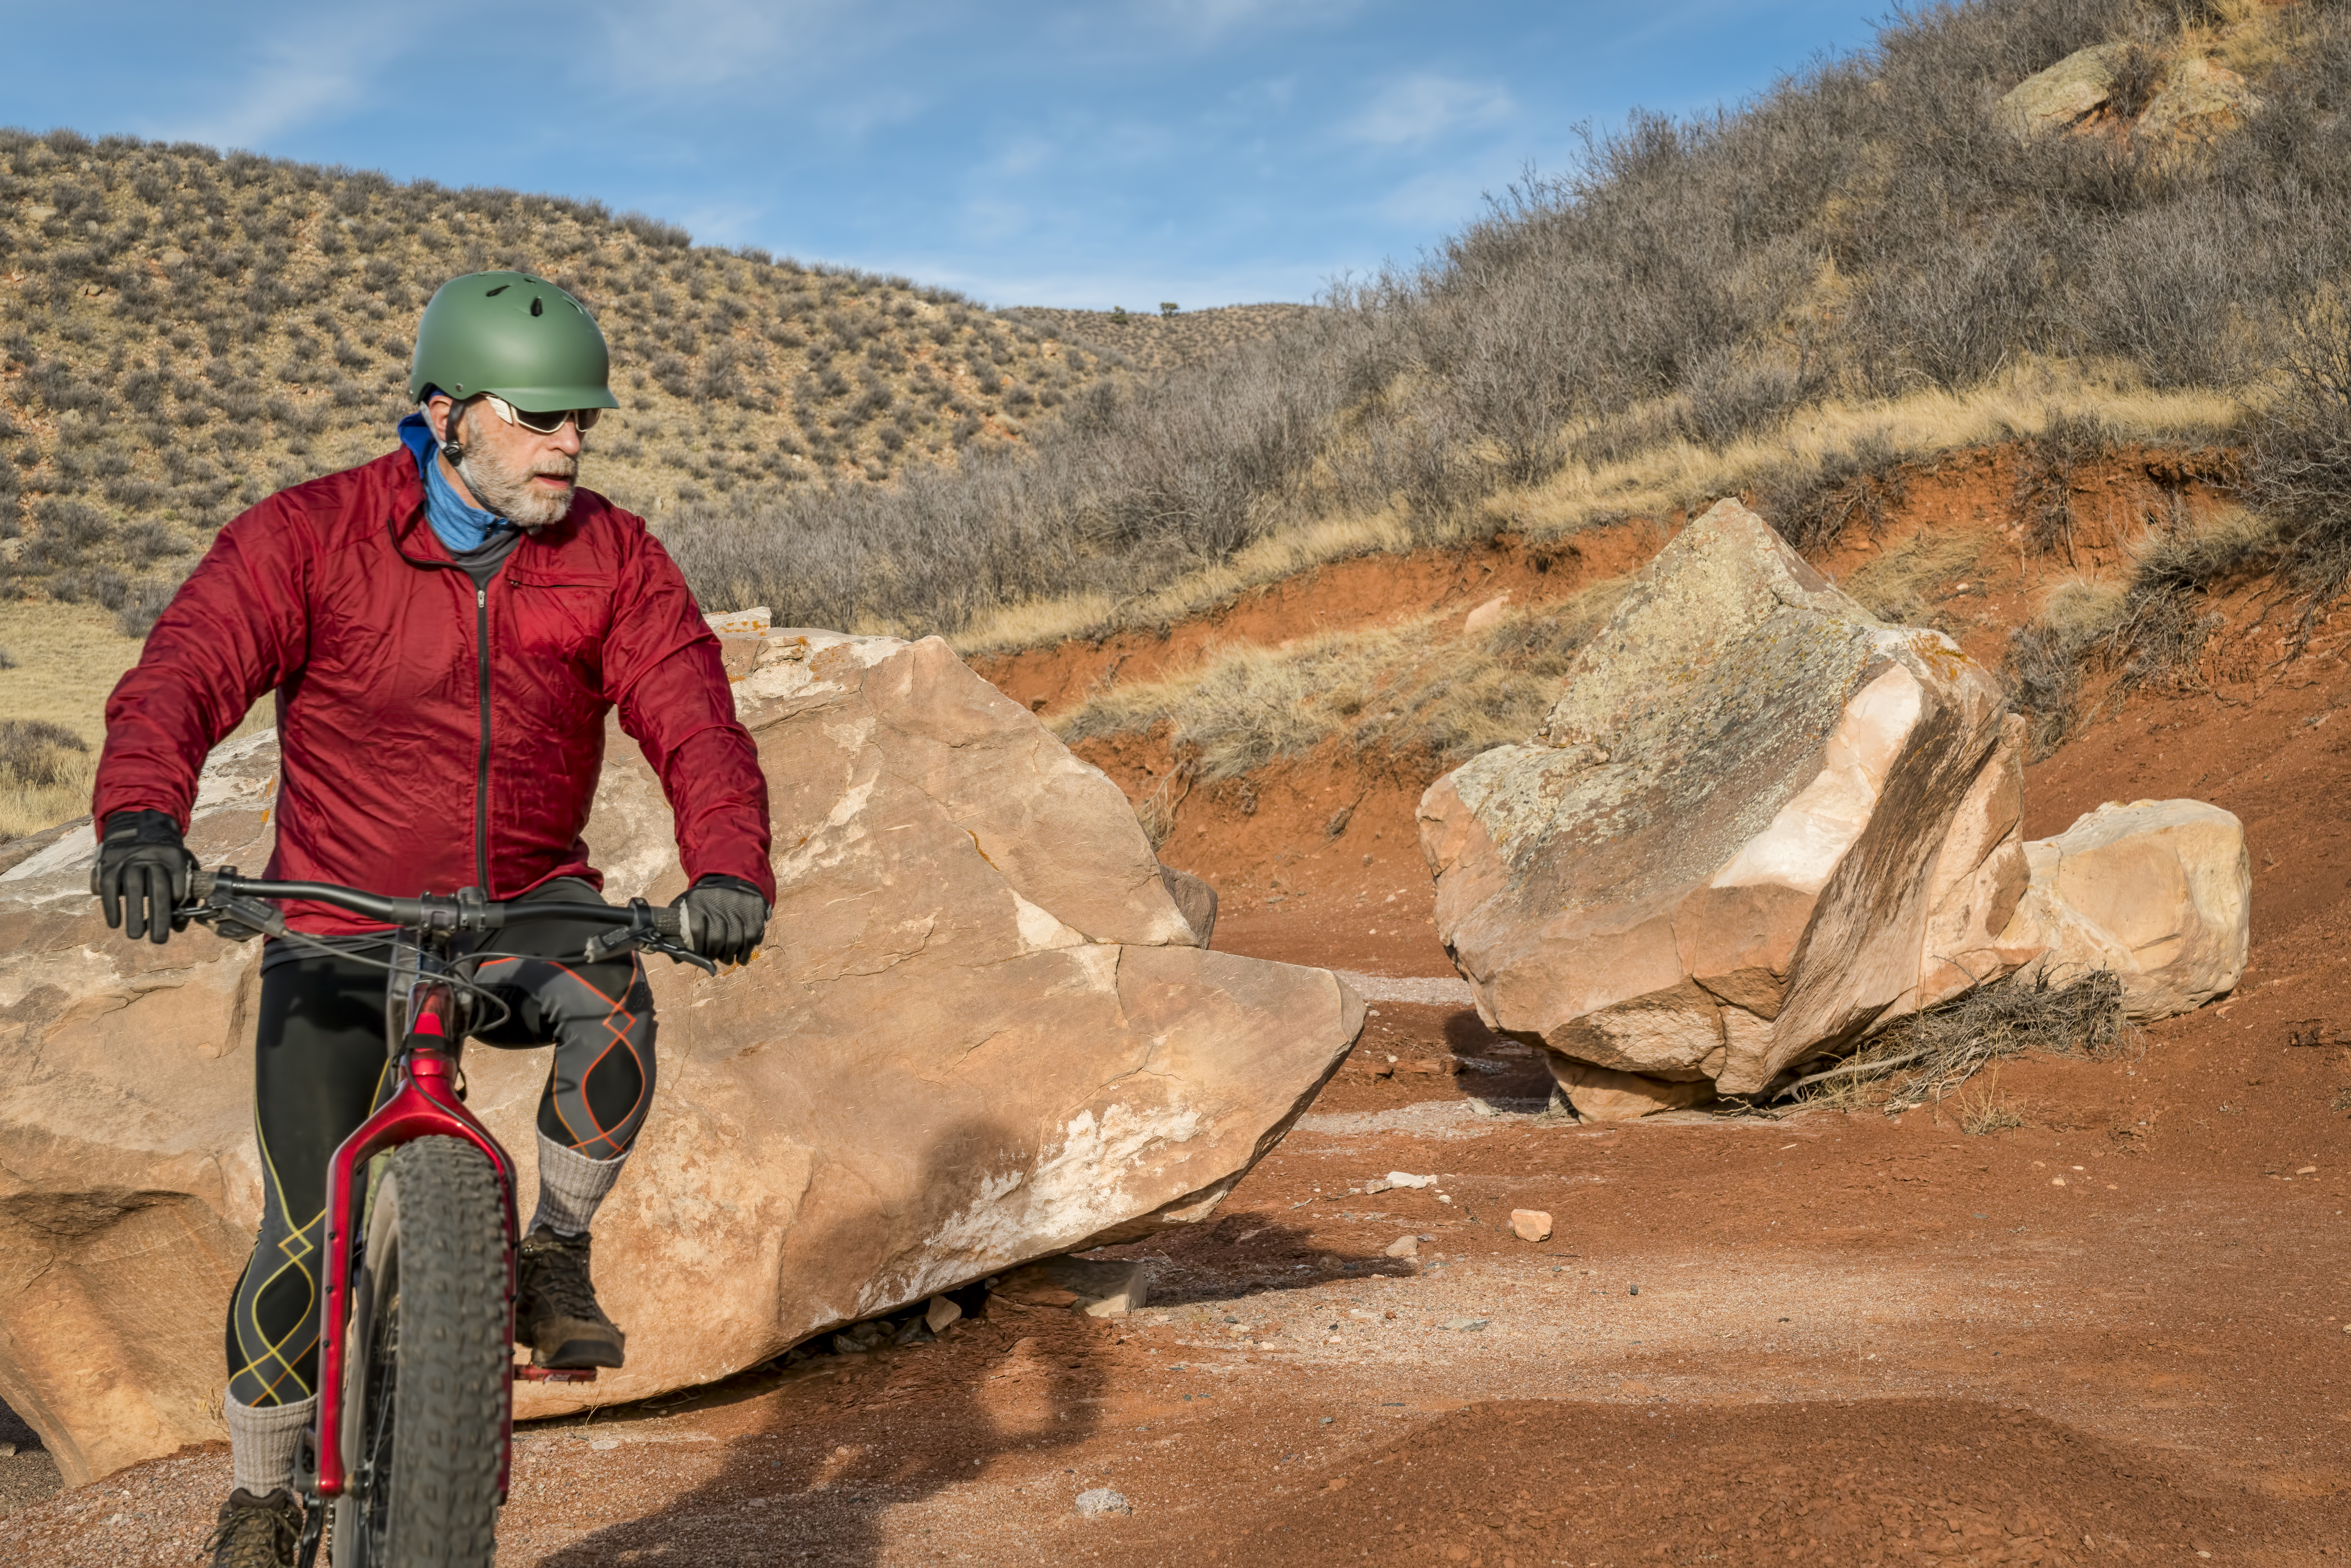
186 870 686 941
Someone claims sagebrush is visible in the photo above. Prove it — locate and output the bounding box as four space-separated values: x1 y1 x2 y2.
1786 970 2130 1114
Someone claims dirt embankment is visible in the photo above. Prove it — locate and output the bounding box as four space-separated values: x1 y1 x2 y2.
979 442 2247 977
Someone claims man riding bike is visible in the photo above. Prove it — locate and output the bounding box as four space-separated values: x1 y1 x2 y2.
88 272 775 1568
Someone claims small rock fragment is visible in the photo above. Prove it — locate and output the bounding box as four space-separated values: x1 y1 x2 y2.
1386 1171 1434 1189
925 1295 963 1334
1075 1487 1133 1517
1509 1209 1553 1243
1384 1235 1420 1258
1438 1316 1490 1333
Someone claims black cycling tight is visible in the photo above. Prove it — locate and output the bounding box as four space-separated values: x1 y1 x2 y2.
226 881 657 1409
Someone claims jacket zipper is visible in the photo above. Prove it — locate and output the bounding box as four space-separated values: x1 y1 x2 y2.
474 582 492 891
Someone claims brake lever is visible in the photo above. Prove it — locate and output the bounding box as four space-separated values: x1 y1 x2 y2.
578 928 719 975
646 937 719 976
580 898 720 975
185 893 287 943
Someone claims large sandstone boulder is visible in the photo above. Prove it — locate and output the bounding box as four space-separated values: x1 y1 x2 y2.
0 630 1361 1484
1419 500 2037 1117
2000 798 2249 1020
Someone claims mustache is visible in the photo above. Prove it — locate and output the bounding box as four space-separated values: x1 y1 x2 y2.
532 458 579 481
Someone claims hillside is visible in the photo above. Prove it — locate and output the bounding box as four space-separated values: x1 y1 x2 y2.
653 0 2351 662
0 129 1128 632
1005 302 1326 375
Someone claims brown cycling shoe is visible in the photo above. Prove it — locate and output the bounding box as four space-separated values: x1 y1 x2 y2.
516 1225 627 1368
205 1487 304 1568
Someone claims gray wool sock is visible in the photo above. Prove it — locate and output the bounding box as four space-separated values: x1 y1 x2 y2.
225 1392 316 1496
530 1134 627 1237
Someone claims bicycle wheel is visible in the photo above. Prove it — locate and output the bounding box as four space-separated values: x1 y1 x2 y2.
331 1135 507 1568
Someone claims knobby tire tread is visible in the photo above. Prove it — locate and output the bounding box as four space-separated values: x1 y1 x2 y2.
377 1135 506 1568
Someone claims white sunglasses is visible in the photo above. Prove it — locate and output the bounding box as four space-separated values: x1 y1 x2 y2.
476 393 602 435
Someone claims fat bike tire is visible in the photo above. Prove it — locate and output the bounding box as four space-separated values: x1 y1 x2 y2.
330 1135 507 1568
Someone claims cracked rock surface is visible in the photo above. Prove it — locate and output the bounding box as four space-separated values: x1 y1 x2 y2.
1418 499 2034 1110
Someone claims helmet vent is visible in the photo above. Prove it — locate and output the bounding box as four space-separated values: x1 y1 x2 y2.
485 283 510 297
531 297 544 317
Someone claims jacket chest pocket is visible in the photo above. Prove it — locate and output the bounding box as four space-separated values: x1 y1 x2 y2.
504 575 614 670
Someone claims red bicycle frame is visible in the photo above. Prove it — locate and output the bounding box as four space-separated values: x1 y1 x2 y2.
311 983 586 1503
176 869 693 1514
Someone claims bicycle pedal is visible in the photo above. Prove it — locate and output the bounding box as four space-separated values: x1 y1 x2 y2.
513 1363 598 1383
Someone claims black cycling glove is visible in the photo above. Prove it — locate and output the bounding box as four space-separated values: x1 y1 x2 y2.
92 808 199 945
671 874 770 968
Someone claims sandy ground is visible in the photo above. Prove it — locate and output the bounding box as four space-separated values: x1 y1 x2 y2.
4 979 2343 1566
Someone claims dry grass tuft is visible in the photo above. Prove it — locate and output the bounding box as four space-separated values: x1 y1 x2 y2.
1842 528 1983 627
2003 505 2280 753
0 718 94 842
2250 287 2351 650
1782 971 2129 1115
1056 582 1632 779
1954 1068 2028 1135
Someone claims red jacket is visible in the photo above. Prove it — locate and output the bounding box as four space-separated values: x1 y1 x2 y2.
94 447 774 934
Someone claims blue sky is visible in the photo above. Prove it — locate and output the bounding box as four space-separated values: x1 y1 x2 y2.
4 0 1879 308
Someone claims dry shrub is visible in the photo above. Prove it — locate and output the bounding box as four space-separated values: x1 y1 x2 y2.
2107 39 2171 121
2108 507 2278 683
2002 507 2278 753
2009 409 2114 563
2251 288 2351 648
1954 1066 2028 1135
0 718 94 842
1753 431 1909 553
1131 765 1192 850
2003 574 2129 754
1842 528 1980 626
1783 970 2128 1115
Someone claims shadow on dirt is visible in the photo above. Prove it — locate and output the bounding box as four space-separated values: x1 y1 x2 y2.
1099 1219 1416 1310
526 1220 1418 1565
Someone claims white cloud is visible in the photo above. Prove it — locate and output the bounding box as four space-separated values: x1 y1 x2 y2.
581 0 942 140
585 0 834 92
1341 72 1514 147
162 11 400 149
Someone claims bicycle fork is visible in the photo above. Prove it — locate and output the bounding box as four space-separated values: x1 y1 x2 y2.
298 982 524 1564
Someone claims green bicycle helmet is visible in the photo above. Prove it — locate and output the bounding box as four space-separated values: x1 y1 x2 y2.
408 271 620 412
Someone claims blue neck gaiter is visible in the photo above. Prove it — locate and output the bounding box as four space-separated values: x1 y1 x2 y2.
397 411 517 555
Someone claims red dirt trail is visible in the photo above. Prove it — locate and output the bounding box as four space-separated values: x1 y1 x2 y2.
4 450 2347 1566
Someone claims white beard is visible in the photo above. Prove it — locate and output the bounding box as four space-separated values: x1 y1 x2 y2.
455 422 578 528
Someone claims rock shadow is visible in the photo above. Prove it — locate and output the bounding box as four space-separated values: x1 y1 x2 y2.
1101 1218 1417 1311
527 1112 1132 1567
